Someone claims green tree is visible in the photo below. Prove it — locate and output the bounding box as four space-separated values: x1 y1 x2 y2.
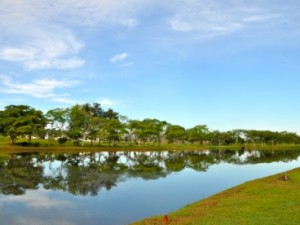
45 108 70 138
0 105 47 144
68 103 105 146
165 124 186 143
210 130 227 146
187 125 209 145
103 118 126 146
127 119 167 145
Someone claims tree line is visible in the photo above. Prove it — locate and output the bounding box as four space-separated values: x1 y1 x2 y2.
0 103 299 146
1 150 299 195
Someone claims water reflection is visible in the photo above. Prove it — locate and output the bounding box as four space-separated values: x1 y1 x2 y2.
0 149 299 196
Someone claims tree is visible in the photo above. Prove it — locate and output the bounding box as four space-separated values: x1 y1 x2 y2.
165 124 186 143
68 103 118 146
103 118 126 146
0 105 47 144
69 104 97 146
187 125 209 145
45 108 70 138
127 119 167 145
210 130 226 146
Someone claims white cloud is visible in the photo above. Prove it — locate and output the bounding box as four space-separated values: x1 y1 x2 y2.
110 53 129 63
0 0 297 71
12 217 75 225
0 0 91 70
243 13 282 23
167 0 286 38
0 75 79 98
44 0 142 28
1 189 74 224
1 189 73 209
0 26 85 70
110 53 134 67
51 97 78 104
99 98 115 106
120 62 135 67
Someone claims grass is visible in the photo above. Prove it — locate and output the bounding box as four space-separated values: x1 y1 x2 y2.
1 135 300 154
131 168 300 225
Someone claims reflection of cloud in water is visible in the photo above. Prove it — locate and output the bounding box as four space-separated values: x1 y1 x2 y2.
1 189 73 209
13 217 75 225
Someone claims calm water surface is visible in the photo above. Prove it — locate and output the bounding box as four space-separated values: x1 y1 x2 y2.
0 149 299 225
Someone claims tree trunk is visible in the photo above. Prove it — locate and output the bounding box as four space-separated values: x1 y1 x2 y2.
9 133 15 145
10 137 14 145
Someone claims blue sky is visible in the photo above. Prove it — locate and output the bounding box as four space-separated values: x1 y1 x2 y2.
1 0 300 133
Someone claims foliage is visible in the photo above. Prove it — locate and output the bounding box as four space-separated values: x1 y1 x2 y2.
187 125 209 145
57 137 68 145
45 108 70 139
0 105 47 144
165 124 186 143
1 102 300 146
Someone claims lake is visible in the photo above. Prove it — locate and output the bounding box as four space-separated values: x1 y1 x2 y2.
0 149 299 225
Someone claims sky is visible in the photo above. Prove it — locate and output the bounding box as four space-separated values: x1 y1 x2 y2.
0 0 300 133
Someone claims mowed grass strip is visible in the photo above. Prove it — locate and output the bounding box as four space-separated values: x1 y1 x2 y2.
131 167 300 225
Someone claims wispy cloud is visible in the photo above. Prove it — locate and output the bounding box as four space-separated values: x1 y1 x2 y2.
0 75 79 98
0 27 84 70
167 0 286 38
99 98 115 106
1 189 75 225
110 53 129 63
1 189 73 209
0 0 145 71
242 13 282 23
120 62 135 67
110 52 134 67
51 97 78 104
43 0 142 28
12 217 75 225
0 0 296 72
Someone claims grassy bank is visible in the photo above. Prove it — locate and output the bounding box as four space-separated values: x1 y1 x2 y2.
1 135 300 153
131 168 300 225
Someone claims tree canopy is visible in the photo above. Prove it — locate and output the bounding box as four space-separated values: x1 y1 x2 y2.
0 105 46 144
0 103 299 146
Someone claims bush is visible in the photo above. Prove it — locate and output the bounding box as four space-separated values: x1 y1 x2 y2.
16 141 29 146
57 137 68 145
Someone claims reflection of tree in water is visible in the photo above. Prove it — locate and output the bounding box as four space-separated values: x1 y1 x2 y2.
43 152 128 196
127 151 169 180
0 149 299 196
244 150 300 164
186 151 217 172
164 151 186 172
0 153 44 195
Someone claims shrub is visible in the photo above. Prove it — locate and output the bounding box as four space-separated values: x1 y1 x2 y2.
57 137 68 145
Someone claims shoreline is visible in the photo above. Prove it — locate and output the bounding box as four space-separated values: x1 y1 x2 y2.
1 142 300 154
130 167 300 225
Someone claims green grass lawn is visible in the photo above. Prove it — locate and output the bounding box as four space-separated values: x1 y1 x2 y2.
131 168 300 225
1 135 300 154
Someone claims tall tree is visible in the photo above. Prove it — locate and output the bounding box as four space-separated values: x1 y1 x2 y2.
187 125 209 145
165 124 186 143
45 108 70 138
69 104 94 146
68 103 108 146
0 105 47 144
127 119 167 145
